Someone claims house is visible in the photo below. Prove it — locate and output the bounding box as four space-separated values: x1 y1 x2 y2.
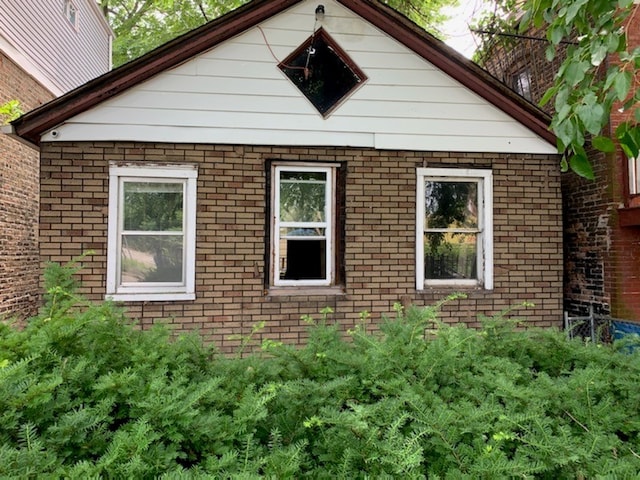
0 0 112 320
8 0 562 349
479 3 640 321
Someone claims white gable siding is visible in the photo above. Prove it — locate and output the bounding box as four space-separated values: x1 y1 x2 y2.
41 0 555 154
0 0 111 95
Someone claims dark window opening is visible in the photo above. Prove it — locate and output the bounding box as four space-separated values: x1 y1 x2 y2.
282 239 326 280
279 28 367 116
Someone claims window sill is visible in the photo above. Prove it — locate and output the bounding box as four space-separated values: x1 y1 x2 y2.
267 286 346 297
618 206 640 227
106 292 196 302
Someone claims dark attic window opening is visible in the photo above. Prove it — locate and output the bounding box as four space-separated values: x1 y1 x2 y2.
279 28 367 117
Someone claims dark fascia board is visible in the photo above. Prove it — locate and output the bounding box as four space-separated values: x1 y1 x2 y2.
11 0 555 148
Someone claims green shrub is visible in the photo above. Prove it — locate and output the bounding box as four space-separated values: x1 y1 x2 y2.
2 261 640 477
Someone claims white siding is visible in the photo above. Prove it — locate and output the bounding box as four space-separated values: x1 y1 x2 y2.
42 0 555 154
0 0 111 95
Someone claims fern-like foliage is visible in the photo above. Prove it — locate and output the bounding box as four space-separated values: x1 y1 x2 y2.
2 260 640 476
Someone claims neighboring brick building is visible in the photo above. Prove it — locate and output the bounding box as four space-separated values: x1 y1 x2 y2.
10 0 562 349
0 0 112 320
479 4 640 319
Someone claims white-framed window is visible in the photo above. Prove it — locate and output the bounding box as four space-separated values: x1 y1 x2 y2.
107 164 197 301
64 0 78 29
629 157 640 195
416 168 493 290
270 164 337 287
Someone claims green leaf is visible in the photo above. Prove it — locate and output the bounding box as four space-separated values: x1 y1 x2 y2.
635 110 640 123
545 44 556 61
539 85 559 107
576 103 605 135
590 43 607 66
566 0 588 23
569 151 595 179
560 155 569 172
613 71 632 101
617 123 640 159
591 135 616 153
549 24 566 45
565 61 589 86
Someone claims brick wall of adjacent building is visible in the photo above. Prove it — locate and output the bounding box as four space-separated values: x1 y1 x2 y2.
0 51 53 320
40 142 563 351
562 148 613 316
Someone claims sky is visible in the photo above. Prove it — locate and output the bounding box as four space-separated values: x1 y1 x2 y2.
441 0 490 57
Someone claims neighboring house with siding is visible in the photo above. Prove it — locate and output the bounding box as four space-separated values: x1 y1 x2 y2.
9 0 562 350
0 0 112 319
480 4 640 321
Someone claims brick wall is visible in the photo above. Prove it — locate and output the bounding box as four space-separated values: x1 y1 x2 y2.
562 148 613 316
40 142 563 351
0 51 53 320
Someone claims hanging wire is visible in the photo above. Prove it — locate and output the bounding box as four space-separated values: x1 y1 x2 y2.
257 10 321 79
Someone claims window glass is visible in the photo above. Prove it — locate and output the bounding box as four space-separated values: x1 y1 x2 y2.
123 182 183 231
424 182 477 229
279 172 326 223
424 232 477 280
121 235 184 283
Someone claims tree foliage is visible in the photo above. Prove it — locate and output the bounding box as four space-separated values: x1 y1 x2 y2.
100 0 457 67
0 100 22 125
521 0 640 178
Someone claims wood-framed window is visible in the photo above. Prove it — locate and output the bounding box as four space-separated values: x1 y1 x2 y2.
106 163 197 301
416 168 493 290
269 162 343 291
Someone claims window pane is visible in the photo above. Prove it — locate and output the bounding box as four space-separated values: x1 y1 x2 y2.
280 227 325 238
279 237 326 280
424 181 477 229
121 234 183 283
280 172 326 223
123 182 183 231
424 233 477 280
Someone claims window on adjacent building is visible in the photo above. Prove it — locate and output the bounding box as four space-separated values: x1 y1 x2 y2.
629 157 640 195
416 168 493 290
107 164 197 301
269 163 343 289
511 68 532 101
64 0 78 29
279 28 366 117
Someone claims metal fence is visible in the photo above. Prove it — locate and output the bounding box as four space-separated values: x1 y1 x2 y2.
564 306 640 344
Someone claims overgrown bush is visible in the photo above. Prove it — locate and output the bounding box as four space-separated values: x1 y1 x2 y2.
2 261 640 477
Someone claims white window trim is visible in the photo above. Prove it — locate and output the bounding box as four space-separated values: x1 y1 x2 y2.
271 164 336 287
106 163 197 301
416 167 493 291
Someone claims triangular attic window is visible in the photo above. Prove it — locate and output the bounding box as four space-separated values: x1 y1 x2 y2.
279 28 367 117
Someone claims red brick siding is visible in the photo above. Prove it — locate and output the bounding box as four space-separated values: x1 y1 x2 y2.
40 142 563 351
0 52 53 320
